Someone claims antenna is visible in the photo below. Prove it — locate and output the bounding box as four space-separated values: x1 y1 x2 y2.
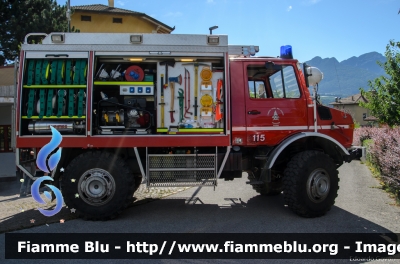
209 26 218 35
66 0 71 32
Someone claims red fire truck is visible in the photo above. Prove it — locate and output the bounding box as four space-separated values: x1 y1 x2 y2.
16 32 360 220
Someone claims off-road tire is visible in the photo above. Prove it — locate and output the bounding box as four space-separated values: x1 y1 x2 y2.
62 151 135 220
283 150 339 218
133 175 143 193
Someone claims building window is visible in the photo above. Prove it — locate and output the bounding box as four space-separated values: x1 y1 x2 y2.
0 125 12 152
81 15 91 21
113 17 123 23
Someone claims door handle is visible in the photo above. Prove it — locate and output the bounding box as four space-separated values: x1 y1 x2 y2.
248 110 261 115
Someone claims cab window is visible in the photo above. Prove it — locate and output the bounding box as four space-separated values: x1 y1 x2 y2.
248 80 267 98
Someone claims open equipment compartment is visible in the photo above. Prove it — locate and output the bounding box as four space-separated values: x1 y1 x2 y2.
156 60 225 133
92 54 157 135
19 52 88 136
91 54 225 136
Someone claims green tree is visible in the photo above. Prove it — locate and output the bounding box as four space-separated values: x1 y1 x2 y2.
360 40 400 126
0 0 68 62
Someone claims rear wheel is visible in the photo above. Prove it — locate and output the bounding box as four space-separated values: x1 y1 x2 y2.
282 150 339 217
62 151 135 220
133 175 143 193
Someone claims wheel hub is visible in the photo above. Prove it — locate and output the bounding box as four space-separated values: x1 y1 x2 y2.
78 169 116 206
306 168 330 203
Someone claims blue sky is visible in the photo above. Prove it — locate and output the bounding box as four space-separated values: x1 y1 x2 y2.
58 0 399 62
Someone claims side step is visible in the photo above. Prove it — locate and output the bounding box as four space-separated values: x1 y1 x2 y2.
147 154 217 187
246 181 264 185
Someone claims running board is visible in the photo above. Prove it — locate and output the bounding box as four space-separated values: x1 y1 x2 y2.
146 153 217 187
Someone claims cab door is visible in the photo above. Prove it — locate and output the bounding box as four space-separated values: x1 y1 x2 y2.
245 61 308 146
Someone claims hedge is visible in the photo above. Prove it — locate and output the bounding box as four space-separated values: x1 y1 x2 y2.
353 126 400 202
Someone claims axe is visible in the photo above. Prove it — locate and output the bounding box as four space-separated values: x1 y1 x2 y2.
168 75 182 123
159 60 175 88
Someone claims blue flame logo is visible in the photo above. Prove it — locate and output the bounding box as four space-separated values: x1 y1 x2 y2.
31 126 64 217
36 126 62 173
31 176 64 217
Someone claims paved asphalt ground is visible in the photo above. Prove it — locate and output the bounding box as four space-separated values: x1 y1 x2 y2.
0 179 189 233
0 160 399 263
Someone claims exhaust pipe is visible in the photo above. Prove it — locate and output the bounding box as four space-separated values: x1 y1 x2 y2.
28 120 85 134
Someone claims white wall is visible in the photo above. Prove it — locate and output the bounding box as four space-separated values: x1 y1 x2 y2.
0 153 16 178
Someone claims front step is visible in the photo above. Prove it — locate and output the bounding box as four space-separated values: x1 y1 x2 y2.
246 180 264 185
147 154 217 187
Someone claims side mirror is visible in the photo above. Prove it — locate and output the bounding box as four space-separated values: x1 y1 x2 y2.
303 63 323 87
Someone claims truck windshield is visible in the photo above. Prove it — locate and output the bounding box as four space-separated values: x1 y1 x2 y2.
247 64 301 99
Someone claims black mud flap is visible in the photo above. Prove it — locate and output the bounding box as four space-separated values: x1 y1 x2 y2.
217 152 243 181
344 147 364 162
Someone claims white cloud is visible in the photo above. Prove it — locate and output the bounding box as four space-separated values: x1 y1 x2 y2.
287 5 292 11
207 0 214 3
117 1 125 6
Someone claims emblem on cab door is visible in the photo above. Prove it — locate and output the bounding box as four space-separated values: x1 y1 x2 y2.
267 108 284 126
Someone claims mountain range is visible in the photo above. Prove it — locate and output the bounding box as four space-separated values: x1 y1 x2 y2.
305 52 386 96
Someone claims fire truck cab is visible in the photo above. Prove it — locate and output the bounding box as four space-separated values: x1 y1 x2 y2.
16 32 360 220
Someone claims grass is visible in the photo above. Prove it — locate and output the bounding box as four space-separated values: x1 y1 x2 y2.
364 155 400 206
360 138 400 206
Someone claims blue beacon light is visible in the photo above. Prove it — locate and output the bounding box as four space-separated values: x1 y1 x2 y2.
280 45 293 59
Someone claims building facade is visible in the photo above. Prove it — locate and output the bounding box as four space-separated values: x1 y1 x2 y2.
0 65 17 179
329 93 377 126
0 65 15 152
71 1 174 34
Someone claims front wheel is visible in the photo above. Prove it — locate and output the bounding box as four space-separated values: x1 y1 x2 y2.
62 151 135 220
282 151 339 217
